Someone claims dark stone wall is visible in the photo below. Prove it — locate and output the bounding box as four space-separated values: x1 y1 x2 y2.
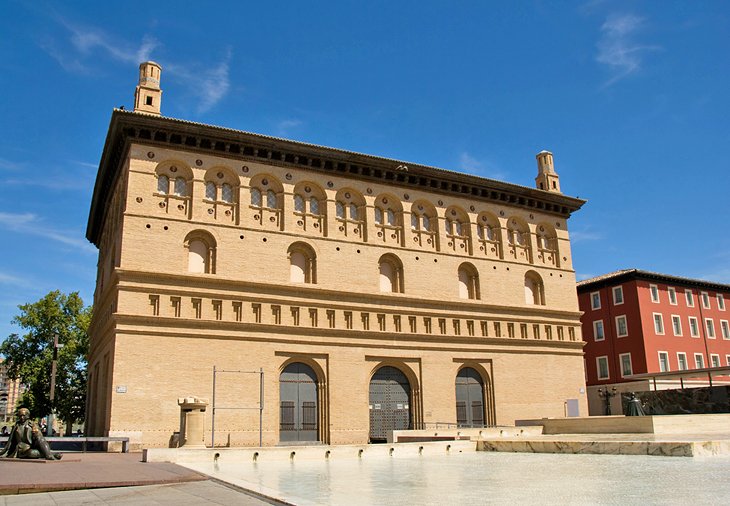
622 387 730 415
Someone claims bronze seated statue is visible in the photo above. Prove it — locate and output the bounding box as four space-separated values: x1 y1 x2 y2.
0 408 62 460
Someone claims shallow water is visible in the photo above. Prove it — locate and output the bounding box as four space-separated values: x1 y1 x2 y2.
188 451 730 505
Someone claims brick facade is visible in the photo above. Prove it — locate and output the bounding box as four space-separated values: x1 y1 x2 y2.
85 63 588 449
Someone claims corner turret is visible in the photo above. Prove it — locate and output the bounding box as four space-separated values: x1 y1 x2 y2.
133 61 162 115
535 150 561 193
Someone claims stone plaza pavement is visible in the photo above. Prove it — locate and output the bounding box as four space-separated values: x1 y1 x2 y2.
0 453 273 505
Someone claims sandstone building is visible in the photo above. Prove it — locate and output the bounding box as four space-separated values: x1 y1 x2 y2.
85 62 587 448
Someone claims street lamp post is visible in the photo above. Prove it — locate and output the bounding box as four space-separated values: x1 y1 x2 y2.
597 386 618 416
47 335 60 437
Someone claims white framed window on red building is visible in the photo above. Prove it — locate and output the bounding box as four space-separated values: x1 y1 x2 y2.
677 352 688 370
616 315 628 337
658 351 670 372
668 287 677 305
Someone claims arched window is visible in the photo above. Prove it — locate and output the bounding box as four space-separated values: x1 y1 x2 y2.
205 181 217 200
476 213 502 259
410 201 438 250
292 183 326 235
221 183 233 203
157 174 169 194
174 177 187 196
524 271 545 305
506 217 532 263
185 232 216 274
266 189 277 209
444 206 471 254
249 175 284 228
379 254 404 293
251 188 262 207
335 189 365 240
374 195 403 246
154 163 193 219
289 243 316 283
535 223 559 267
458 263 480 300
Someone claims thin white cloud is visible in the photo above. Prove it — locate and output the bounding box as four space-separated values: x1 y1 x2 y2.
167 49 232 114
576 273 596 281
596 13 658 86
0 159 95 191
0 158 26 172
40 14 232 113
62 17 159 65
275 119 303 137
458 152 507 180
0 212 95 253
570 230 603 243
0 271 34 290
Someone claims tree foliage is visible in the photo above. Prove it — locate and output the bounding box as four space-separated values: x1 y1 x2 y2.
0 291 91 434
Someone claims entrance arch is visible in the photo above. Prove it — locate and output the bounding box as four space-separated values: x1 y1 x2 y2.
369 366 411 442
279 362 318 442
455 367 485 427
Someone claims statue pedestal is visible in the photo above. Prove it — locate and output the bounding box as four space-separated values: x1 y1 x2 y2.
177 397 208 448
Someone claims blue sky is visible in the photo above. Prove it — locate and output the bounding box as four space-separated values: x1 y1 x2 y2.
1 1 729 341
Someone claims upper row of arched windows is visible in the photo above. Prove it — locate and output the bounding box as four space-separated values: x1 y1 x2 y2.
184 231 546 306
155 164 560 267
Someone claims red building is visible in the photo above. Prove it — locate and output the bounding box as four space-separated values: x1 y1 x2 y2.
577 269 730 415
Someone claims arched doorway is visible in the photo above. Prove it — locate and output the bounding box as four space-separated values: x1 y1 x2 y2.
455 367 485 427
279 362 318 442
369 366 411 442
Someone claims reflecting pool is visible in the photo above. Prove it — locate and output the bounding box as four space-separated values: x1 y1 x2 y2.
182 450 730 505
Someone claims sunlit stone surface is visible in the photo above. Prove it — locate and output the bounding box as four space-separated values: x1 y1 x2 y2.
183 451 730 505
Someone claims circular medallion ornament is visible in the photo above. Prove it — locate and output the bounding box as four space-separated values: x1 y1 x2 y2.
438 200 444 206
147 151 155 159
382 198 388 204
305 186 311 193
344 192 351 199
285 173 292 180
217 172 224 179
404 194 410 200
242 166 249 173
262 179 268 186
196 159 203 166
327 181 334 188
500 211 505 216
136 197 143 203
470 205 476 212
170 166 178 173
208 209 214 214
366 188 373 194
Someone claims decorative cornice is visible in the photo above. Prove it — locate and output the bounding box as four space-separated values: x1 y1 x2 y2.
577 269 730 293
87 109 586 245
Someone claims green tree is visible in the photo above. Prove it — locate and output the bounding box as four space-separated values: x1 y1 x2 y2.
0 291 91 435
